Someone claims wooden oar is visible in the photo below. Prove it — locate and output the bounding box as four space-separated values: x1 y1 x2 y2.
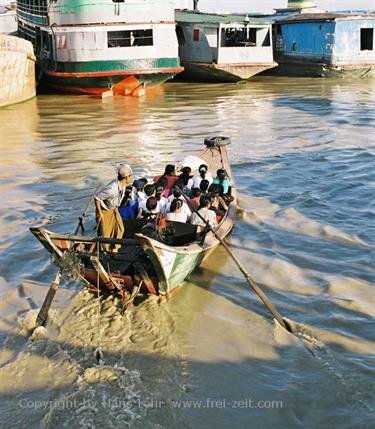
36 270 62 327
178 187 292 333
35 187 99 328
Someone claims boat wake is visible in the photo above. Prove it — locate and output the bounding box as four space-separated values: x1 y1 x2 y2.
281 318 374 414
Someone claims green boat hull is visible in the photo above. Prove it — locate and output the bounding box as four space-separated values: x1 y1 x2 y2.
39 58 183 94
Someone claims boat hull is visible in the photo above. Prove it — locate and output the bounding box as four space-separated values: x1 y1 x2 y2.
41 59 183 94
263 58 375 78
180 61 278 82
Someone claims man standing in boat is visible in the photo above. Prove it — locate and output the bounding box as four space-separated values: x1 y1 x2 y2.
94 164 133 251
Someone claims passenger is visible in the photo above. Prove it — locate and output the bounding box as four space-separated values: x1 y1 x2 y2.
137 184 156 218
168 187 191 221
166 199 189 223
154 176 169 198
189 188 202 211
155 184 169 214
176 166 193 197
199 179 210 196
192 164 213 189
132 179 146 202
94 163 133 251
212 169 231 196
153 164 178 197
119 185 138 220
142 196 159 220
208 183 228 221
190 195 217 229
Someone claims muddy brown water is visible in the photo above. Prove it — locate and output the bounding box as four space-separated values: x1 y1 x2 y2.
0 77 374 429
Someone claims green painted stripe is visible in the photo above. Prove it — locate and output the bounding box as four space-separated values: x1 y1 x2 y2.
42 71 179 89
53 58 181 74
18 10 49 26
167 252 203 291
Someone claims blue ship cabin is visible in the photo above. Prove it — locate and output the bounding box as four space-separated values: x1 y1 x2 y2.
273 13 375 77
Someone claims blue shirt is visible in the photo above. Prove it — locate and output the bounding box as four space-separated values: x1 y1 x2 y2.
212 177 231 194
118 200 138 220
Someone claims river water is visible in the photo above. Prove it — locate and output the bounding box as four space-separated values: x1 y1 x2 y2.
0 77 374 429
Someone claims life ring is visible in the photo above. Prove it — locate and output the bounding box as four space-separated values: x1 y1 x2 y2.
204 136 231 147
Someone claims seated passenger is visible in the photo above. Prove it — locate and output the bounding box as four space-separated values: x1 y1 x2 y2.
119 185 138 220
208 183 228 220
192 164 213 189
189 188 201 211
199 179 210 196
176 166 193 197
190 195 218 229
168 187 191 220
153 164 178 197
212 169 232 196
142 196 159 220
137 184 156 218
155 184 169 214
132 179 146 202
166 199 189 223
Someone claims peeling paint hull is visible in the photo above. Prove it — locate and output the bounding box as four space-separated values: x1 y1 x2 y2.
263 59 375 78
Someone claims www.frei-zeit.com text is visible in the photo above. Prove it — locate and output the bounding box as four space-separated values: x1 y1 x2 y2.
18 397 284 410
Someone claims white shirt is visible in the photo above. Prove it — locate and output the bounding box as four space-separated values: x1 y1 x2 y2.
191 207 217 228
166 211 188 222
157 196 169 214
94 179 125 210
192 173 213 189
167 196 191 221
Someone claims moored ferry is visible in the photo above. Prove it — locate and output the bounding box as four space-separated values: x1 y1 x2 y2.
175 9 277 82
16 0 184 95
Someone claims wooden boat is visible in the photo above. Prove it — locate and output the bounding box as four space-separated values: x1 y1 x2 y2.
30 137 236 307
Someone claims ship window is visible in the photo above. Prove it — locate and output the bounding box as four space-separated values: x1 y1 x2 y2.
17 0 48 17
361 28 373 51
176 25 186 46
292 41 297 51
221 27 257 47
108 29 153 47
193 29 200 42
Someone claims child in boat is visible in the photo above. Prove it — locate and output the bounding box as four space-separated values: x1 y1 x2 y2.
192 164 213 189
191 195 217 229
153 164 178 197
189 188 201 211
166 199 189 223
